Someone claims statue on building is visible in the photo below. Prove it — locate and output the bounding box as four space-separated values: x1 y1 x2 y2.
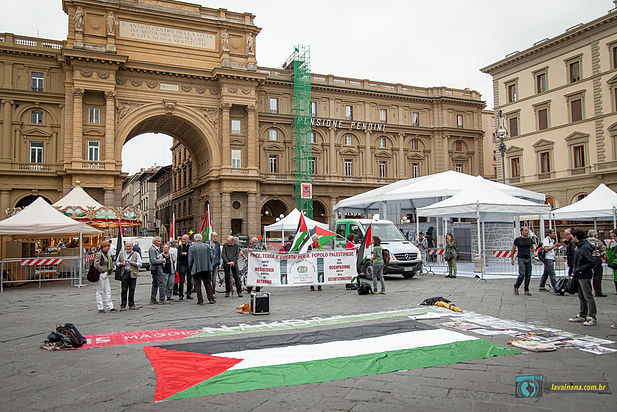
74 7 84 31
221 29 229 52
246 34 254 55
106 11 117 36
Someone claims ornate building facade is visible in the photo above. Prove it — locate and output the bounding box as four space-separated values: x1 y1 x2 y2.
481 5 617 207
0 0 485 236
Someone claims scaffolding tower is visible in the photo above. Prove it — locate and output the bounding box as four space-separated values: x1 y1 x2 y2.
284 45 312 218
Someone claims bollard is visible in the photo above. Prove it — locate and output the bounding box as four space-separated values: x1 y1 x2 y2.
473 256 483 273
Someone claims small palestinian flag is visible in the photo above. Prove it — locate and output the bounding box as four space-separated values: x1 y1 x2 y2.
145 320 518 401
364 223 373 250
203 205 212 242
169 213 175 242
314 226 338 247
290 212 311 253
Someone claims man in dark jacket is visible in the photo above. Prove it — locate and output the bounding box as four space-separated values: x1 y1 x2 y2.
563 229 576 276
210 232 221 294
188 233 215 304
176 234 193 300
569 228 598 326
222 236 245 297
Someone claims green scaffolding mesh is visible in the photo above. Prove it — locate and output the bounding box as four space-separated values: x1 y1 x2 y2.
291 45 312 218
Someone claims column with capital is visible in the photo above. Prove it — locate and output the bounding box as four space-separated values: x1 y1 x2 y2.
72 88 84 164
221 191 231 236
221 103 231 169
364 131 372 177
247 105 257 171
1 99 13 163
104 90 115 169
247 192 258 237
398 133 405 178
0 190 10 216
329 127 337 177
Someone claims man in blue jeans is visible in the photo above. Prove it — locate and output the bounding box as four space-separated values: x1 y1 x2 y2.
539 229 562 293
511 227 535 296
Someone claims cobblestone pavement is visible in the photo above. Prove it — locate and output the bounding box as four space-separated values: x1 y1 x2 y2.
1 271 616 411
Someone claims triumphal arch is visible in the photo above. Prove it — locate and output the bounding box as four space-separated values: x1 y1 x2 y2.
0 0 486 236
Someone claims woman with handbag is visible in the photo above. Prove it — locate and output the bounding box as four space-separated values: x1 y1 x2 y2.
93 241 117 313
445 232 457 278
161 244 176 301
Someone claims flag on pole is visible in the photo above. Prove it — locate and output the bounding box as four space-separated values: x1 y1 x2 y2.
170 213 175 242
289 212 311 253
114 220 124 267
314 226 338 247
364 223 373 250
203 205 212 242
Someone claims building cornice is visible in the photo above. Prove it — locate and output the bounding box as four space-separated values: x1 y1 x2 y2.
481 9 617 74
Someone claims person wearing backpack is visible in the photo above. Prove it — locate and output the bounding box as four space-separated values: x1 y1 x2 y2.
445 232 457 278
568 228 598 326
93 241 117 313
539 230 561 293
371 236 386 294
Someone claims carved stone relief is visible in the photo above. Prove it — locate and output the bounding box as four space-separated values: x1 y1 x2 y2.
202 108 219 127
80 70 93 78
181 84 193 93
130 79 143 87
97 72 110 79
116 101 143 121
146 80 158 89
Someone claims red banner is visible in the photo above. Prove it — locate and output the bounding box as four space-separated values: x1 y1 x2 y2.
79 328 200 349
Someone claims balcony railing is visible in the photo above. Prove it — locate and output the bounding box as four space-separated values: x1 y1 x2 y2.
82 161 104 169
594 161 617 171
17 163 52 171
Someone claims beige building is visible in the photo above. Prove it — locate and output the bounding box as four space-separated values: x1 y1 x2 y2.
481 5 617 207
0 0 485 237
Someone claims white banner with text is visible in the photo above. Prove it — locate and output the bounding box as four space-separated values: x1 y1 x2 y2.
247 250 357 287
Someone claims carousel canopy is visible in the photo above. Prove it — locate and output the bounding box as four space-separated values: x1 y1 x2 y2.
52 183 142 227
0 197 101 236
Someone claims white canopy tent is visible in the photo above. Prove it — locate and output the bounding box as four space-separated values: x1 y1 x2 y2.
334 170 545 216
264 208 328 246
548 183 617 227
0 197 102 236
0 197 102 290
52 185 104 209
417 177 551 277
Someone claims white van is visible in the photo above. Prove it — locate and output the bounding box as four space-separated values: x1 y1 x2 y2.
107 236 155 271
334 218 422 279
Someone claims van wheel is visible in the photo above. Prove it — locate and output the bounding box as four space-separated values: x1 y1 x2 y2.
362 262 373 280
402 271 416 279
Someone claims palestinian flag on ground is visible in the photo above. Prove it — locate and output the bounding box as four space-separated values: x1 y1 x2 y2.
144 320 518 401
290 212 311 253
314 226 338 247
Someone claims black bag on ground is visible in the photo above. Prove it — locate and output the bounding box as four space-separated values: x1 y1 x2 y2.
87 261 100 283
420 296 451 306
555 277 568 296
357 282 373 295
55 323 86 348
565 277 578 294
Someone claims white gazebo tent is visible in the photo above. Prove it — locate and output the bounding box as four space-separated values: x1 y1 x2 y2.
264 208 329 247
334 171 546 244
549 183 617 228
417 177 551 277
0 197 102 291
52 185 104 209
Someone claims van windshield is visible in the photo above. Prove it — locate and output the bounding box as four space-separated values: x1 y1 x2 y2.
362 223 406 242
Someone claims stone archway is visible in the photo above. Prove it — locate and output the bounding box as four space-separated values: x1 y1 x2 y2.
115 103 221 179
15 195 51 208
261 199 288 227
313 200 328 223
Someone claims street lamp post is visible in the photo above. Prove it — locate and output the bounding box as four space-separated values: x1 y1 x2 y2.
495 110 508 185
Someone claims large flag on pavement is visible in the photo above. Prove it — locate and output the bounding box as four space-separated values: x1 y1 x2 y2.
145 320 519 401
290 212 311 253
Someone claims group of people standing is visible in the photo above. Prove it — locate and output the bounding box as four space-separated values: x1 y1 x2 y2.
92 231 259 312
415 230 458 278
511 226 617 328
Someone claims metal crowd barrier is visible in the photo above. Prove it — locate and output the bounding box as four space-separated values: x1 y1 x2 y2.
1 256 85 292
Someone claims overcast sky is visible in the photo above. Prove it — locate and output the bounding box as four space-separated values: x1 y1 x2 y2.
2 0 612 174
